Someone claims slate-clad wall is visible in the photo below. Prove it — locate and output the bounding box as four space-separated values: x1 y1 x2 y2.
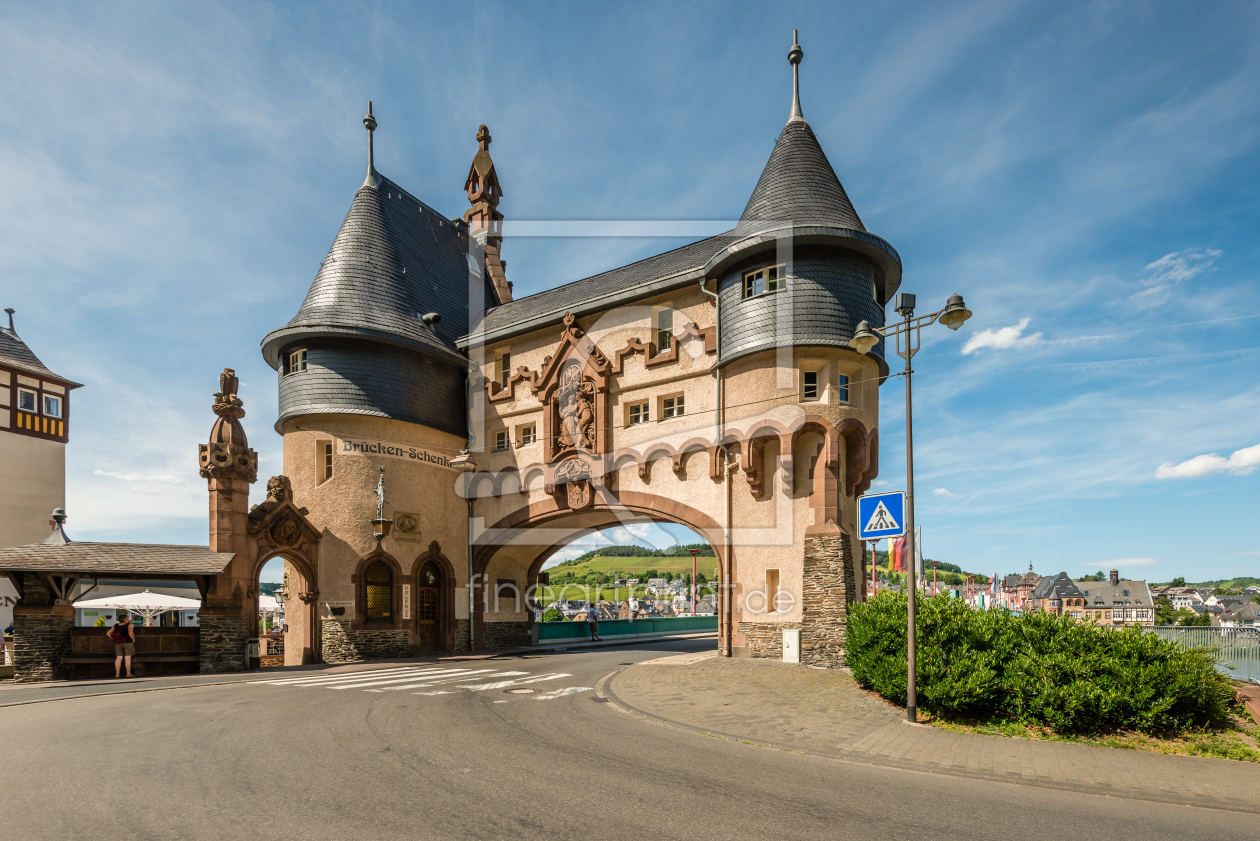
13 612 73 682
277 339 466 436
718 245 886 364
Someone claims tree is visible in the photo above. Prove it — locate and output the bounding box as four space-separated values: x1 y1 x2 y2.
542 607 564 623
1181 611 1211 627
1154 597 1180 625
1077 571 1106 582
1170 577 1186 588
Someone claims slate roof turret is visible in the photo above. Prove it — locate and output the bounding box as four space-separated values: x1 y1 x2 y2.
261 107 499 370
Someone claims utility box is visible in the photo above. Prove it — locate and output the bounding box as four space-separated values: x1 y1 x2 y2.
245 638 260 671
782 628 801 664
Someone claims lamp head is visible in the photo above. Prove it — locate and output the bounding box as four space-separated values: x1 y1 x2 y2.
938 294 972 331
449 450 476 473
848 320 880 355
371 518 393 541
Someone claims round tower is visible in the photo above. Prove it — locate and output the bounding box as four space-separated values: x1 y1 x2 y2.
260 105 506 658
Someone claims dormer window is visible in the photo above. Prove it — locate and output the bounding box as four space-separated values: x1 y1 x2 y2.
743 264 785 299
286 349 307 375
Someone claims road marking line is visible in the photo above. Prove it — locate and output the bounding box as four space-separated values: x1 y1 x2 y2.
457 673 569 691
252 667 429 685
375 671 523 691
534 687 592 700
278 670 456 688
334 669 492 690
412 691 454 696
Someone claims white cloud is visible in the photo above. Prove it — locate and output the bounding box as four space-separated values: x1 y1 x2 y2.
94 469 182 485
960 317 1044 355
1131 249 1222 307
1098 558 1160 567
1154 442 1260 479
932 488 956 498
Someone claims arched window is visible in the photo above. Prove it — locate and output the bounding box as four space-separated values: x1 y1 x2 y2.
365 560 393 621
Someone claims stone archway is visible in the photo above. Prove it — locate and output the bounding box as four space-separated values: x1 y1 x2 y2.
471 489 729 652
245 476 321 665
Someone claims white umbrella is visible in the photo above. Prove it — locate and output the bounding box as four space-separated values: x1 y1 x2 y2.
73 590 203 627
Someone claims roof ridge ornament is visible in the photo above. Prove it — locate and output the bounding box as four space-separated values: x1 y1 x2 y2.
363 101 381 189
788 30 804 123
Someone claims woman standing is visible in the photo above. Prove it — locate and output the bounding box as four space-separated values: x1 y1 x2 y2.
107 613 135 678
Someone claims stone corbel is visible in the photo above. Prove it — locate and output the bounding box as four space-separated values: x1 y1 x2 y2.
298 591 320 605
779 433 795 494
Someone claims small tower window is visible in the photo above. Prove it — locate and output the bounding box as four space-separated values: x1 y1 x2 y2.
17 388 36 413
42 395 62 418
317 439 334 485
517 424 536 447
494 430 508 452
837 375 850 404
743 265 785 299
655 309 673 349
286 349 307 375
662 394 685 419
802 371 819 402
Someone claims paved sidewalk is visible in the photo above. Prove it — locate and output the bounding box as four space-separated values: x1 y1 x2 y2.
606 657 1260 814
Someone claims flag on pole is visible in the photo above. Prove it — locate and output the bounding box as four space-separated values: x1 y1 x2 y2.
913 527 923 579
892 534 907 572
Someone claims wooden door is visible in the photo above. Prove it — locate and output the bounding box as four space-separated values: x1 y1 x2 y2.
416 586 439 649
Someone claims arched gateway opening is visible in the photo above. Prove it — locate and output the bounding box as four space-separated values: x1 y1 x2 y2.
471 491 729 652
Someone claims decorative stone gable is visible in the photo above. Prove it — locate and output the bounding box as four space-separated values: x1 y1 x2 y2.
533 313 611 510
247 474 321 604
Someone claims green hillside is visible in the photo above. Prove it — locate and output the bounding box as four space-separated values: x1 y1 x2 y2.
544 552 719 586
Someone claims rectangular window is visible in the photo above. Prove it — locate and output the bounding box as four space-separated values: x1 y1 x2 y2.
42 395 61 418
655 309 673 349
287 349 307 375
317 439 334 485
766 569 781 613
17 388 36 413
628 402 649 426
837 374 850 403
494 430 508 452
802 371 819 401
517 424 536 447
497 350 512 386
662 394 684 419
743 264 786 299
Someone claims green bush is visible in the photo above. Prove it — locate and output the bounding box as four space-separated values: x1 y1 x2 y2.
846 591 1234 735
542 607 565 623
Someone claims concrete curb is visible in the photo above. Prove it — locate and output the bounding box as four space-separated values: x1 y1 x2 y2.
603 664 1260 815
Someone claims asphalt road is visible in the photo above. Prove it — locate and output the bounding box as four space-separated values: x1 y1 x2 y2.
0 639 1251 841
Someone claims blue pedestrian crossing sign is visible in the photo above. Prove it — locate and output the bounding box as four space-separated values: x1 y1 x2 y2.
858 491 906 541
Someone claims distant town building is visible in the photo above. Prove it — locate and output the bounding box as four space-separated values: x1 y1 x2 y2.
1030 570 1153 627
1001 563 1040 611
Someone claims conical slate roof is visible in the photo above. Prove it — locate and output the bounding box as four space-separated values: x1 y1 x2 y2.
736 120 865 236
262 175 498 368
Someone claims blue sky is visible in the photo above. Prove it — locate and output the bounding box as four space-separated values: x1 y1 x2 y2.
2 1 1257 583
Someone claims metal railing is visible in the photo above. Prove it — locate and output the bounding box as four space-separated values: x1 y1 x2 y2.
1149 625 1260 683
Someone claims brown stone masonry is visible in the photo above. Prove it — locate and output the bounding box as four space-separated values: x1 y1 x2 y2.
13 610 73 682
199 614 248 674
737 621 801 659
483 620 531 650
321 619 410 663
800 523 854 668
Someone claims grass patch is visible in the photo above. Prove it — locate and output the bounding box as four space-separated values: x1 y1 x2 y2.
922 700 1260 763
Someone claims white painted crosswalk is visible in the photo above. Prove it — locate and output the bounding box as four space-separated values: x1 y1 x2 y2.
249 665 590 700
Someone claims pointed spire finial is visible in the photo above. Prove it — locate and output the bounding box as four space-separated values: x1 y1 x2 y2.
3 307 13 332
788 30 804 123
363 101 381 188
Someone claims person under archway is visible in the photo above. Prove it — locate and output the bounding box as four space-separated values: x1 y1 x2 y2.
585 603 601 641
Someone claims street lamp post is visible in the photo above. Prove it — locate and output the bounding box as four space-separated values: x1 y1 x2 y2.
449 451 477 652
849 292 972 723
